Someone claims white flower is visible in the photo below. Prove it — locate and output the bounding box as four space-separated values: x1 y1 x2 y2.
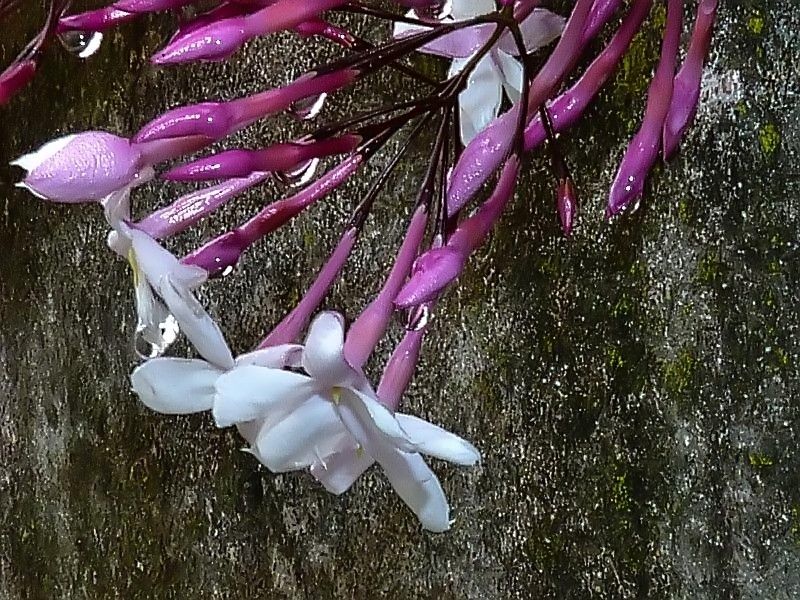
131 311 480 532
103 189 233 368
393 0 565 143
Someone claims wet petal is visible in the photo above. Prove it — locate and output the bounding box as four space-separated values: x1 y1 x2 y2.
395 414 480 465
131 358 222 414
213 365 314 428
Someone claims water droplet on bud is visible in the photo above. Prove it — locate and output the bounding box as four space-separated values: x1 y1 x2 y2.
58 31 104 59
288 93 327 121
406 305 431 332
274 158 320 189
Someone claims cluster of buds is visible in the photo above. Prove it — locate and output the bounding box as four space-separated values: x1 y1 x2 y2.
5 0 718 531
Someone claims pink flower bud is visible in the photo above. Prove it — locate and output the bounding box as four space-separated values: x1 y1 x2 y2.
11 132 148 203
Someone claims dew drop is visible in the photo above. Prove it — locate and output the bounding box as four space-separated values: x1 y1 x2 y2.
58 31 104 59
288 93 328 121
274 158 320 189
134 314 179 360
406 305 431 332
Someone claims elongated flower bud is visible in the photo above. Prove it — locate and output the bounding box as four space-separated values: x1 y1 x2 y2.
663 0 718 159
134 70 357 144
163 135 361 182
151 0 349 64
58 7 136 32
607 0 683 216
398 156 520 307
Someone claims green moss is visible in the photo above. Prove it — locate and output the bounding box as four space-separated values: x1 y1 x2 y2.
747 15 765 36
611 474 632 512
696 254 722 284
607 345 625 369
663 349 696 395
748 453 774 468
792 507 800 545
758 123 781 156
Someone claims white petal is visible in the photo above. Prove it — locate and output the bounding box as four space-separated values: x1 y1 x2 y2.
101 188 132 231
10 134 77 172
160 277 235 369
311 444 374 495
377 447 451 532
451 0 494 20
302 311 354 387
130 230 206 290
131 358 222 414
235 344 304 369
213 365 314 428
495 51 524 104
395 414 481 465
337 388 415 452
392 12 427 40
132 269 178 356
236 420 262 445
453 54 504 144
254 397 347 472
497 9 566 55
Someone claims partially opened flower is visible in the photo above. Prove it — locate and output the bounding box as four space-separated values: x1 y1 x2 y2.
11 131 151 202
393 0 564 143
103 191 233 367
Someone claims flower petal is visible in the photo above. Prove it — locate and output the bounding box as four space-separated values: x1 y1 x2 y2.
254 397 347 472
395 414 480 465
494 50 523 104
451 0 494 20
337 388 415 452
213 365 314 428
130 230 206 290
497 8 565 55
160 276 235 369
235 344 304 369
451 54 503 144
377 447 451 532
131 357 222 414
302 311 354 387
311 444 374 495
11 134 77 172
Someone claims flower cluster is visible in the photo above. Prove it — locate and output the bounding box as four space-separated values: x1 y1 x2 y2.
4 0 719 531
